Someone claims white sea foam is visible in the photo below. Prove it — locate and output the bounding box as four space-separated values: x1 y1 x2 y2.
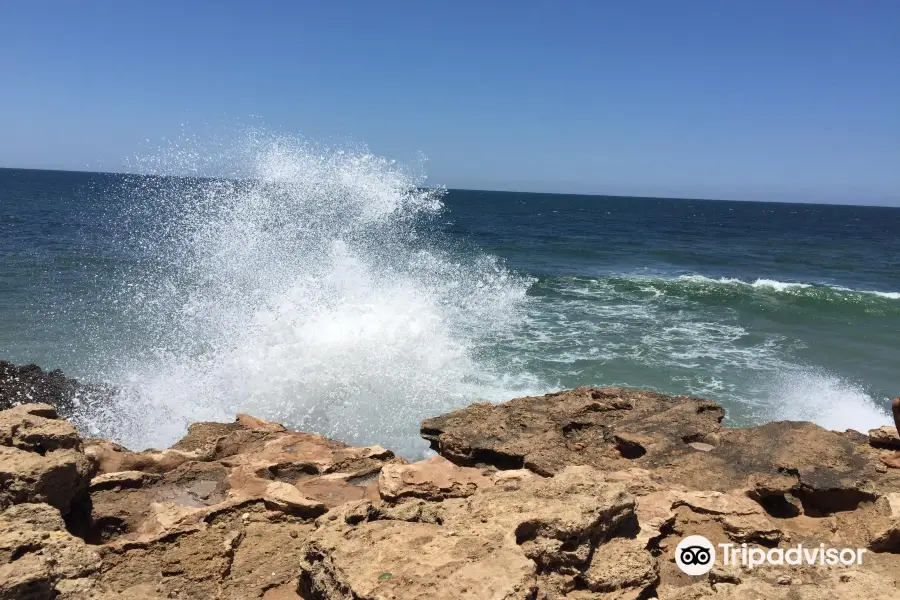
676 274 897 298
750 278 812 291
76 132 538 456
857 290 900 300
678 274 812 291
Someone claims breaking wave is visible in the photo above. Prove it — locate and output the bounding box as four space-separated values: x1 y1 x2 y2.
601 274 900 315
66 133 894 455
74 132 538 456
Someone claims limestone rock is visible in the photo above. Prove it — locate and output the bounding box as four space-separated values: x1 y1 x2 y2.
84 412 400 545
0 404 93 514
422 387 896 513
660 568 898 599
579 537 659 599
0 403 83 452
869 425 900 449
378 455 493 501
89 470 160 492
421 387 726 477
95 501 311 600
86 443 206 476
672 490 783 545
870 519 900 552
0 503 101 599
2 370 899 599
300 465 649 600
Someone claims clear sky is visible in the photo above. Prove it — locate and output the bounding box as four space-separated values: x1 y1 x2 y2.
1 1 898 204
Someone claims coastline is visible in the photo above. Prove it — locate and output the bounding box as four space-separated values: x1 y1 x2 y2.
1 362 898 599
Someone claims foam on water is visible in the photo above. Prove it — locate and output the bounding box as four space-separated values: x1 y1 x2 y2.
75 133 538 456
516 274 893 431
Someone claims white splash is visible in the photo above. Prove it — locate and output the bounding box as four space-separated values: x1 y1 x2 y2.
758 369 891 434
76 132 535 457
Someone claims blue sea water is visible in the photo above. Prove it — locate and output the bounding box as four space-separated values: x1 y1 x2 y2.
1 160 898 455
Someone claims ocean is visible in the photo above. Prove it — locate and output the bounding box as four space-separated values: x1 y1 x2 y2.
2 145 898 457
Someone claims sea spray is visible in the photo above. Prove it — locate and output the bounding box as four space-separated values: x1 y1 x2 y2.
60 135 895 453
73 132 538 457
757 369 890 433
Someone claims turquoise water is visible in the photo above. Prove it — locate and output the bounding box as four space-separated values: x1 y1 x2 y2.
1 157 898 455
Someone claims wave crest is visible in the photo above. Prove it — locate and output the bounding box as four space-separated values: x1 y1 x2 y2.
599 274 900 315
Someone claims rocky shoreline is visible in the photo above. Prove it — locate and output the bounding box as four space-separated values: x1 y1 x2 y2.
1 364 899 599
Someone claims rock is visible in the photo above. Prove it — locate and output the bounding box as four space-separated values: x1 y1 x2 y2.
421 387 726 477
378 455 493 501
689 442 716 452
870 519 900 552
869 426 900 449
661 569 898 599
0 503 102 599
887 492 900 518
0 404 93 514
0 362 81 415
95 500 311 600
3 377 900 599
89 471 160 492
262 481 327 517
85 412 400 545
0 403 82 452
490 468 538 491
299 466 648 600
579 537 659 598
422 387 896 515
672 490 783 545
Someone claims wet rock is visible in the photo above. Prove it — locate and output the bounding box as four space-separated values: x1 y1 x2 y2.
0 362 81 415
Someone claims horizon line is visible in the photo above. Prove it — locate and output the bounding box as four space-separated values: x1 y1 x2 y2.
1 165 897 210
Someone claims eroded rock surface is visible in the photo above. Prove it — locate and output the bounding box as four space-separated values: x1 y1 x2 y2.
84 412 402 545
301 466 650 600
421 386 899 509
869 425 900 450
0 403 93 514
0 503 101 600
421 387 900 599
0 382 898 599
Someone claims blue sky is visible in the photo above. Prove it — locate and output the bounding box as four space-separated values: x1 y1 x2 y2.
1 1 898 204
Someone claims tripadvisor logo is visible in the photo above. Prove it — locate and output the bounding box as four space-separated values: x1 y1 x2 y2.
675 535 867 576
676 536 717 576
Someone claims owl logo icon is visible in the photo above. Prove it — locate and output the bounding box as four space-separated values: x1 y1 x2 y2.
675 535 716 576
